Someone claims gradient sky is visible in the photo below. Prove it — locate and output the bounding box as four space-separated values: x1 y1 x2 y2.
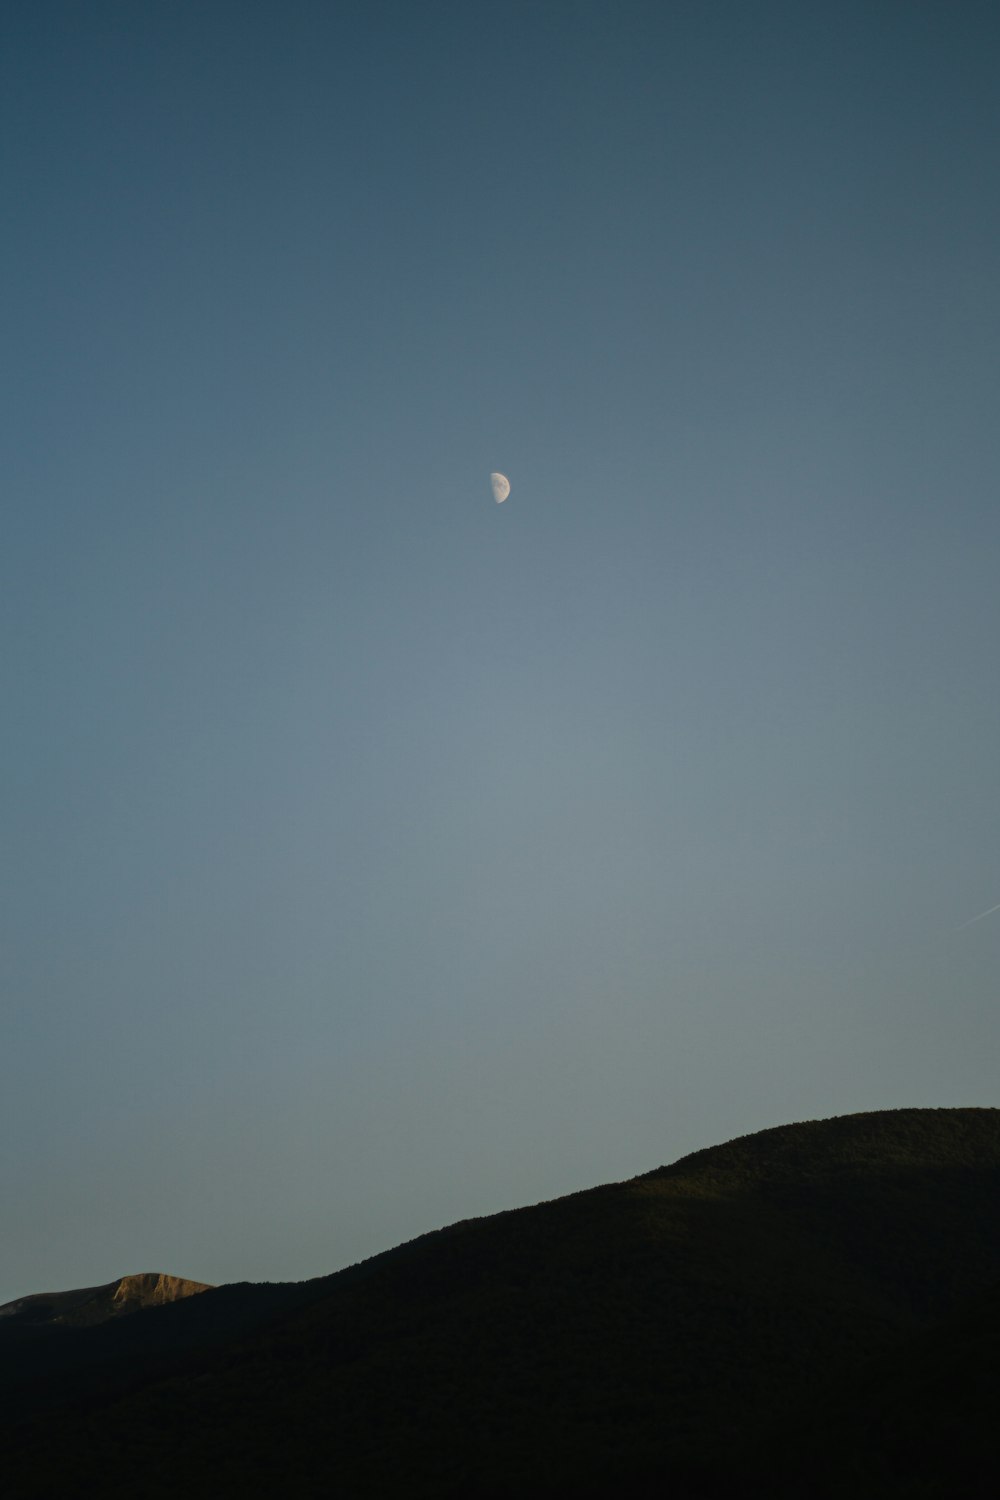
3 0 999 1303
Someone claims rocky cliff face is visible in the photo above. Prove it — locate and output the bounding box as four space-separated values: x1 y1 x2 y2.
0 1273 212 1328
109 1273 212 1316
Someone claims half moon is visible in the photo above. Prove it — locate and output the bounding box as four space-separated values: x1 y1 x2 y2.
490 472 511 504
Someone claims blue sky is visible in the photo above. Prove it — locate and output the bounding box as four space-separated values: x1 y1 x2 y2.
3 0 999 1301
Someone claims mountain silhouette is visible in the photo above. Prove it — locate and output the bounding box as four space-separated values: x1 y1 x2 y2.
4 1107 998 1497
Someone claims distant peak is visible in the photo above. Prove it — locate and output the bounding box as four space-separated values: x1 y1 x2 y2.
0 1273 213 1328
111 1272 213 1305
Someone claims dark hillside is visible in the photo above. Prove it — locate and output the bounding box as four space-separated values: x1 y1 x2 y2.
4 1107 998 1497
768 1278 1000 1499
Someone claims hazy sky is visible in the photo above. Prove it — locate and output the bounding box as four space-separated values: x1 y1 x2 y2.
3 1 999 1303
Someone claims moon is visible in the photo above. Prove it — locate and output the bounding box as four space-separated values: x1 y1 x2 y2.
490 472 510 504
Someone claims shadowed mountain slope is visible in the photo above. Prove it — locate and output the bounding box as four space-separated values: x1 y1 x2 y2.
4 1107 999 1497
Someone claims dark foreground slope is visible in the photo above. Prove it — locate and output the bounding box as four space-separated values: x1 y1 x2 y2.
4 1108 999 1497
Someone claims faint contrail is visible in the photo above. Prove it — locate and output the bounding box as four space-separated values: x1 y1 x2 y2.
955 901 1000 931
